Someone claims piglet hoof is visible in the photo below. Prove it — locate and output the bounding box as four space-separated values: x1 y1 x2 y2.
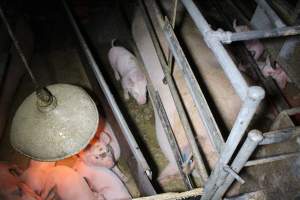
124 91 130 100
112 167 129 183
114 72 120 81
157 163 179 184
93 192 106 200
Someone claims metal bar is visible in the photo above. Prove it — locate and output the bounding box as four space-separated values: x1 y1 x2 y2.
209 0 290 113
284 107 300 116
62 0 152 178
0 5 38 88
155 91 194 189
212 130 263 200
138 0 208 184
221 25 300 43
260 126 300 145
245 152 300 167
255 0 286 28
166 0 178 74
201 88 264 200
181 0 249 100
223 165 245 184
179 1 265 197
162 17 224 153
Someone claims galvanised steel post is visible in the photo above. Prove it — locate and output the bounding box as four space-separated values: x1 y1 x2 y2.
212 130 263 200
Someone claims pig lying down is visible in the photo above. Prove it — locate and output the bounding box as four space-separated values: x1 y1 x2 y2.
108 39 147 105
41 165 98 200
74 161 131 200
79 119 128 182
0 162 41 200
21 160 55 195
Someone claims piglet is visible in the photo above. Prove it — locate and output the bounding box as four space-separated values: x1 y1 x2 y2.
78 119 128 182
233 19 264 60
41 166 97 200
258 56 289 89
0 162 42 200
74 160 131 200
20 160 55 195
108 39 147 105
79 120 128 182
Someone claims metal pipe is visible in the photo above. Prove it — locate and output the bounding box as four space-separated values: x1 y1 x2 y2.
155 91 194 189
220 25 300 43
0 5 38 88
245 152 300 167
133 38 194 189
162 17 224 153
62 0 152 177
138 0 208 184
254 0 286 28
259 126 300 145
212 130 263 200
201 87 265 200
181 0 249 100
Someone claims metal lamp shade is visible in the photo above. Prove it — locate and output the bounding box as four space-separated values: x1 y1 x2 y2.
10 83 99 161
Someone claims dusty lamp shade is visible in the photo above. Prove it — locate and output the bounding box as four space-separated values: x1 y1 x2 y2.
10 83 99 161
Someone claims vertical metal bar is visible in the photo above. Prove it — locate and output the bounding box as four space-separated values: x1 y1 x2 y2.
162 17 224 153
212 130 263 200
133 36 194 189
181 0 249 100
254 0 286 28
62 0 152 178
167 0 178 73
155 91 194 189
138 0 208 184
201 87 265 200
0 5 38 88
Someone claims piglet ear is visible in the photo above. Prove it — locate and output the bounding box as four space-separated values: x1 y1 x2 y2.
100 132 111 145
9 165 23 177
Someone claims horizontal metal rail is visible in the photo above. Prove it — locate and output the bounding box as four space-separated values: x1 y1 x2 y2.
255 0 286 28
245 151 300 167
62 0 152 177
259 126 300 145
138 0 208 184
219 25 300 43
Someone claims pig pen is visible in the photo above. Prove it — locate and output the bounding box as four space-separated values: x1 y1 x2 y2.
0 0 300 199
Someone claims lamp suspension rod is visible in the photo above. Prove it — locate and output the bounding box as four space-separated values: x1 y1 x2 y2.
0 5 39 88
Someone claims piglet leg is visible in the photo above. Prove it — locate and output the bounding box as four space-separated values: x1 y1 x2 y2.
113 69 120 81
124 90 130 100
112 166 128 183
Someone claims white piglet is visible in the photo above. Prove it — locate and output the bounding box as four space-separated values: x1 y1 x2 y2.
233 19 264 60
41 166 97 200
78 120 127 182
74 161 132 200
21 160 55 195
108 39 147 105
0 162 42 200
